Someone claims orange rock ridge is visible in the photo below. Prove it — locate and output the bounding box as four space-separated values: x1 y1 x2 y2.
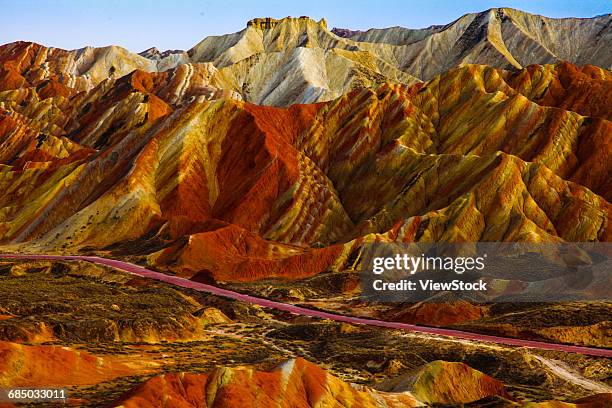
0 341 141 387
0 60 609 282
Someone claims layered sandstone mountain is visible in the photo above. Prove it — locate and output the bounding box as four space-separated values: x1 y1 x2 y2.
1 9 610 106
113 357 516 407
11 341 588 408
0 41 187 94
138 47 187 61
187 9 611 101
333 8 611 79
0 60 609 281
2 338 609 408
377 360 511 404
0 19 417 107
187 16 420 105
115 357 610 407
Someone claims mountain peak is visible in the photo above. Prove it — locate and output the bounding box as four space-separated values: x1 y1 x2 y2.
138 46 185 60
246 16 327 30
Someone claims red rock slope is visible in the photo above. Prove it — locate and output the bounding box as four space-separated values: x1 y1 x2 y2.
0 61 609 281
0 341 141 387
113 357 516 407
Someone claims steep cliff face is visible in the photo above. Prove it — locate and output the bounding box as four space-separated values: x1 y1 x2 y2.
247 16 328 30
186 10 612 103
189 17 342 67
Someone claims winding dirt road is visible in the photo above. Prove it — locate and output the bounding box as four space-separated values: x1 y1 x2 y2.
3 253 611 357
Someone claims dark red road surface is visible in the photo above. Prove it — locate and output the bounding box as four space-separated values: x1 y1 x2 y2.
3 253 611 357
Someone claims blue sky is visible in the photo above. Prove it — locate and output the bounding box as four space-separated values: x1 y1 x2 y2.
1 0 609 52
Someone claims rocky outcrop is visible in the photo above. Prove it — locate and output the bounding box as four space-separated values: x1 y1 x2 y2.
113 357 420 407
138 47 186 60
378 360 511 404
247 16 327 30
331 27 365 39
189 16 419 105
149 221 343 281
388 300 489 326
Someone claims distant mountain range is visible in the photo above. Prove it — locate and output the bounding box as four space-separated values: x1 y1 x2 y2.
1 8 610 106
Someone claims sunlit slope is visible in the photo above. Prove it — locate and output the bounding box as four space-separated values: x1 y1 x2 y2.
2 9 609 106
0 63 609 280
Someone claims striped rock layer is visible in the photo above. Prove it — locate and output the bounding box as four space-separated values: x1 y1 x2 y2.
1 9 610 106
0 340 137 388
1 342 607 408
0 60 609 281
112 358 512 407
